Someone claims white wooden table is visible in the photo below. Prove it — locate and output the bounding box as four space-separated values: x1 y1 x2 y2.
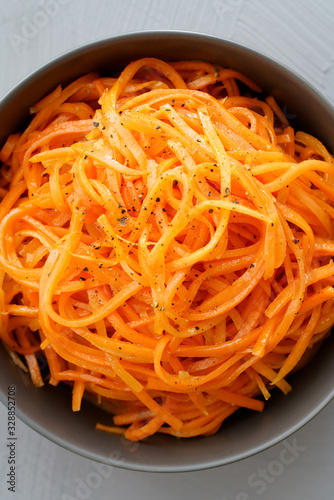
1 1 334 499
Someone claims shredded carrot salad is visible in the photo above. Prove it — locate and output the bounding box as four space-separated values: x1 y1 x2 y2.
1 58 334 441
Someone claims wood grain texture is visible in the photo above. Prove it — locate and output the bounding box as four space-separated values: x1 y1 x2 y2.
0 1 334 499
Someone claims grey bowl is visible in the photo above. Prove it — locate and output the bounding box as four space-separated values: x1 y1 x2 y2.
1 31 334 472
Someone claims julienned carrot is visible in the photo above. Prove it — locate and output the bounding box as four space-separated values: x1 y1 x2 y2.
1 58 334 441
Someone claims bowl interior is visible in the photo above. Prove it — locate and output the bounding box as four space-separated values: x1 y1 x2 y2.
1 31 334 472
